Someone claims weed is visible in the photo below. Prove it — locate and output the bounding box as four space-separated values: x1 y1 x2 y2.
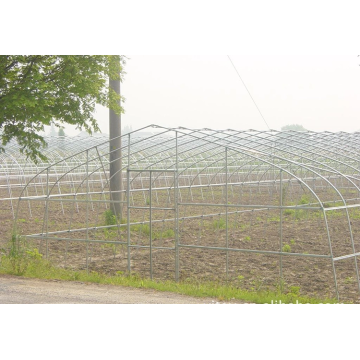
2 233 31 275
0 254 339 304
162 229 175 238
244 236 251 242
251 277 264 291
349 209 360 220
240 223 250 231
290 239 296 245
299 194 311 205
26 248 43 260
131 223 151 236
103 228 117 240
104 210 117 226
130 224 175 240
282 244 291 253
275 278 288 293
345 277 355 284
288 286 301 296
213 218 226 229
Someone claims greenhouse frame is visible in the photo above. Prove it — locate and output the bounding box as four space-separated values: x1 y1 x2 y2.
1 125 360 301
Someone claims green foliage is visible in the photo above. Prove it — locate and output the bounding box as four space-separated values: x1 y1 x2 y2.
58 127 66 137
345 277 355 284
213 218 226 229
288 286 301 296
130 224 175 240
0 55 126 162
162 229 175 238
104 210 117 226
299 194 311 205
1 234 43 275
7 233 29 275
0 256 338 303
282 244 291 253
349 209 360 220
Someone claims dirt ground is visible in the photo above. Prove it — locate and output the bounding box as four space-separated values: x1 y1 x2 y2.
0 274 244 304
2 184 360 303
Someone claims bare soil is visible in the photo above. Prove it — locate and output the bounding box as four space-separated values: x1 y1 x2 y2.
2 184 360 303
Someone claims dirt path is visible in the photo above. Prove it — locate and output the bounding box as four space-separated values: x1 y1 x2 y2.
0 274 243 304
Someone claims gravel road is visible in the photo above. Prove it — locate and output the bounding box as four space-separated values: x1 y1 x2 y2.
0 274 235 304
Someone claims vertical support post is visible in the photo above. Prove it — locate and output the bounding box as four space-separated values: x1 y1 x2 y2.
175 131 180 282
127 133 131 172
323 211 339 301
45 168 49 259
109 56 122 219
127 169 131 273
225 147 229 280
86 149 89 273
344 209 360 294
279 169 283 284
149 171 153 280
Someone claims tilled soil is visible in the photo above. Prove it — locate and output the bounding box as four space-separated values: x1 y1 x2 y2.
2 186 360 303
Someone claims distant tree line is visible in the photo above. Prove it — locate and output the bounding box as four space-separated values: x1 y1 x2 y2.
281 124 307 131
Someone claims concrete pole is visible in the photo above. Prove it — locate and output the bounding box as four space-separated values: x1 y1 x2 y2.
109 58 122 219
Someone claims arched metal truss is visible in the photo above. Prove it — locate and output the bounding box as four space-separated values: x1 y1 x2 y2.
2 125 360 302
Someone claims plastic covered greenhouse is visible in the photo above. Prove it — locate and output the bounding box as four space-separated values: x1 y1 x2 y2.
1 125 360 302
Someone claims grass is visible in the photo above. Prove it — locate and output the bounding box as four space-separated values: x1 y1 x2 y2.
130 223 175 240
0 245 339 304
212 218 226 230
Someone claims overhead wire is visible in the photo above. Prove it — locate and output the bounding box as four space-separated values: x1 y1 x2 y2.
227 55 271 130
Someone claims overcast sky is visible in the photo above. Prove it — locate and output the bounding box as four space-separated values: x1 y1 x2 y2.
84 54 359 136
7 1 359 137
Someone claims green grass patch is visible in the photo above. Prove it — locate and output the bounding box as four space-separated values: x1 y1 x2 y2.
0 251 338 304
0 233 340 304
130 223 175 240
212 218 226 230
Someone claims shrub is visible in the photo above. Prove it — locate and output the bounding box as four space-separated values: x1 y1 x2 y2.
104 210 117 226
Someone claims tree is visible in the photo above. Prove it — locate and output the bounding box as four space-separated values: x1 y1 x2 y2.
0 55 125 162
58 127 65 137
49 124 57 137
281 124 308 131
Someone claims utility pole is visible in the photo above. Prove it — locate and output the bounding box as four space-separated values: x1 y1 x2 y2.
109 56 122 219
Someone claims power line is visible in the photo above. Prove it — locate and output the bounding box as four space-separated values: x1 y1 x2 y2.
227 55 271 130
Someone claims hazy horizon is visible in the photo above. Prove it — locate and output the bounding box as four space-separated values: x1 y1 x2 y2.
54 55 359 137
